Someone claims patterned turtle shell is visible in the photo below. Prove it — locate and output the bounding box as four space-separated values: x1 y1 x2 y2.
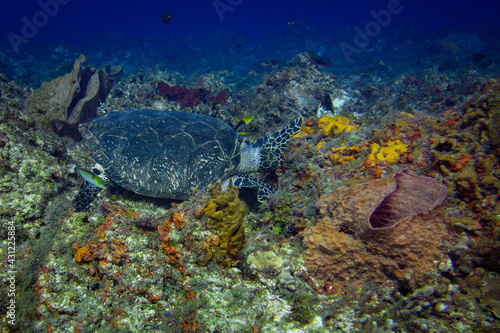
79 109 240 200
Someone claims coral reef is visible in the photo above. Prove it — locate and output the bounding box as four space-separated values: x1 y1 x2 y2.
325 144 364 165
203 182 246 267
245 64 332 124
25 54 121 138
368 139 408 164
460 78 500 156
317 115 358 137
0 76 76 331
0 121 63 223
419 80 500 242
0 81 65 224
2 36 500 330
35 203 189 332
301 171 449 292
247 250 283 270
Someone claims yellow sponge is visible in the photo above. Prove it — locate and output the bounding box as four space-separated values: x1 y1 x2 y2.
317 116 358 137
368 140 407 163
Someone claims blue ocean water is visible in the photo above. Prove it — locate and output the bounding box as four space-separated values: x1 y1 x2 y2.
1 0 499 86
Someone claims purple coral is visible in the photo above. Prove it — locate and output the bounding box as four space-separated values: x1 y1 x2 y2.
156 81 228 107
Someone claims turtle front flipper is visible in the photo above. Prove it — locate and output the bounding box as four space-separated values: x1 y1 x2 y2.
75 181 103 211
227 175 275 202
255 117 303 171
238 117 303 173
233 117 303 202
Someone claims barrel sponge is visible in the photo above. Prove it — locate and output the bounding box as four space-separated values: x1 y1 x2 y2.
301 170 449 292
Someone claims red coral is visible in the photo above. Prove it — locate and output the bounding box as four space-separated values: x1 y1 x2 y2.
156 81 228 107
211 91 229 105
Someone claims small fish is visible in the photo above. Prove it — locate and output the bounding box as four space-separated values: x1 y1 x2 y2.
161 10 172 24
76 168 106 189
260 58 281 68
305 51 332 67
234 115 254 134
286 21 300 26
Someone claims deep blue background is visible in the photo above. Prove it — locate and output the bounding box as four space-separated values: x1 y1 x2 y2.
1 0 499 47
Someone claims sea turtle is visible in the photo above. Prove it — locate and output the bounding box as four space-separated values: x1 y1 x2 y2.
74 109 303 211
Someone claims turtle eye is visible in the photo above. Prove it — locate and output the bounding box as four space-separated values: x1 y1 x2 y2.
91 167 101 175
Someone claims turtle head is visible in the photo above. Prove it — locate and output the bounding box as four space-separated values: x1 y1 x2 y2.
238 117 303 173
